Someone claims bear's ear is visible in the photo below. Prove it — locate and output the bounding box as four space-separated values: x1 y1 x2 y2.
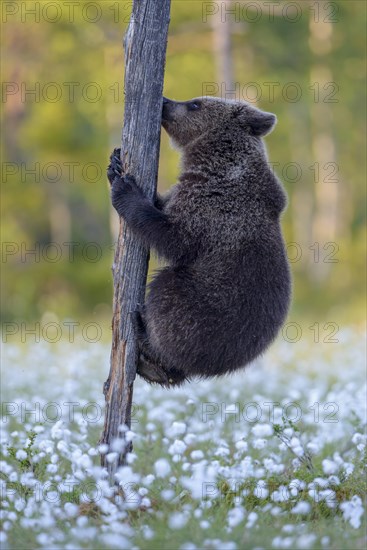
248 109 277 137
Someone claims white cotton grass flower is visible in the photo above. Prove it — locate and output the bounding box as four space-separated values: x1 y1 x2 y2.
143 474 155 486
168 512 188 529
282 524 295 533
86 447 97 458
295 534 317 548
291 501 311 515
342 462 354 477
307 441 321 454
56 440 70 456
141 525 154 540
308 488 336 506
234 440 248 452
272 536 294 548
167 422 187 437
181 463 219 500
154 458 171 477
252 423 273 437
100 533 131 547
328 475 340 485
125 430 136 443
14 499 25 512
214 446 230 457
126 452 137 464
184 433 197 445
227 506 245 528
168 439 187 456
190 450 204 460
116 465 141 486
290 440 305 457
288 479 306 496
106 452 118 464
15 450 27 460
37 533 54 546
240 456 254 478
64 502 79 518
199 520 210 529
340 496 364 529
161 489 175 501
311 477 329 488
351 429 367 451
0 461 13 475
32 425 44 434
254 480 269 499
141 497 151 508
252 438 267 449
263 458 284 474
50 420 68 440
111 438 126 453
271 486 290 502
246 511 258 528
322 458 338 475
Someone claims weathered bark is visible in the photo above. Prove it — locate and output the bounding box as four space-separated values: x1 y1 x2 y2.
100 0 171 482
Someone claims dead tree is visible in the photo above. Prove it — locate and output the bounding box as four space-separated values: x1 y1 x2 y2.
100 0 171 482
212 1 234 91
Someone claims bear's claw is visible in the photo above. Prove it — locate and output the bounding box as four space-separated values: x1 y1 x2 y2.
107 147 123 186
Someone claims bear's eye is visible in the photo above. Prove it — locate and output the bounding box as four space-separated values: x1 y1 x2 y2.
187 101 201 111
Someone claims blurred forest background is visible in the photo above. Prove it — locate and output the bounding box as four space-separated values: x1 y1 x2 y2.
1 0 366 338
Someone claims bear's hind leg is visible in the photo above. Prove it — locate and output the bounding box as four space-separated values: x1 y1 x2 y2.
131 310 186 387
137 353 170 386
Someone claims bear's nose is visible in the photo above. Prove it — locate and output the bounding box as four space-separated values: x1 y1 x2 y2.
162 97 173 122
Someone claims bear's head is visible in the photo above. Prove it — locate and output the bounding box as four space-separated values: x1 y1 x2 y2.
161 96 276 149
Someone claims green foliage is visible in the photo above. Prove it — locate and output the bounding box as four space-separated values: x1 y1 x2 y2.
7 429 37 472
1 0 366 325
273 416 314 471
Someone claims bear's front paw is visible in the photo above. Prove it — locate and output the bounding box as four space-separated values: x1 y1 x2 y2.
107 147 123 186
111 172 141 216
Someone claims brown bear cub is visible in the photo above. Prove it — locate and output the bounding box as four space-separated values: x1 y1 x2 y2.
107 96 291 387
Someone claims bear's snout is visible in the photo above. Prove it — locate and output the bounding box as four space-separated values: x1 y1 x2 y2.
162 97 175 123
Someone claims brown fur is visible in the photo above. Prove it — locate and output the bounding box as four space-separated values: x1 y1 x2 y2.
108 96 291 387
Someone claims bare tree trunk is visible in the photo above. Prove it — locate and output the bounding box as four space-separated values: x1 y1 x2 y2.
100 0 171 483
212 1 234 91
308 3 340 283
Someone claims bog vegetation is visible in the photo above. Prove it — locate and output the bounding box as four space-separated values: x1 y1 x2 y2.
1 332 366 548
